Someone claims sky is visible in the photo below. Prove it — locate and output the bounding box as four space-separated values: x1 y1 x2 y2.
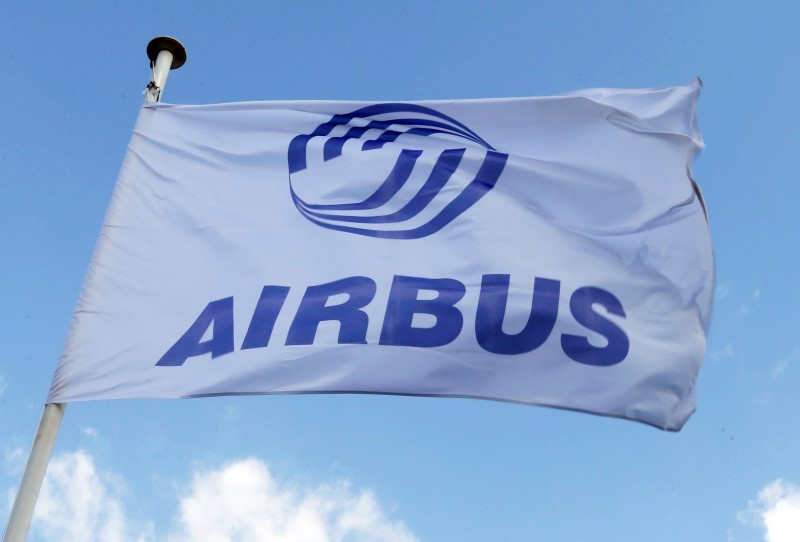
1 1 799 541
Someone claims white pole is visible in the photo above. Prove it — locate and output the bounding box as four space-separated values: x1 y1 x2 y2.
2 404 65 542
2 36 185 542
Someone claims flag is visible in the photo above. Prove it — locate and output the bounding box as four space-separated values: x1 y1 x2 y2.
48 80 713 430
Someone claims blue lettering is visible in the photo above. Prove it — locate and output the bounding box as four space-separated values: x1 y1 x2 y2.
156 297 234 367
241 286 291 350
155 276 630 367
561 287 629 366
285 276 376 345
380 275 465 347
476 275 560 354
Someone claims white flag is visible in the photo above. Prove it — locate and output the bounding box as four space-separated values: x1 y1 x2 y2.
49 80 713 430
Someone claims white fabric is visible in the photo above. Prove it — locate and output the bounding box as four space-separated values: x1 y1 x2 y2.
48 80 712 430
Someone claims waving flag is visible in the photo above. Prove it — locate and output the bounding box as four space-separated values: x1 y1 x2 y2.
48 80 713 430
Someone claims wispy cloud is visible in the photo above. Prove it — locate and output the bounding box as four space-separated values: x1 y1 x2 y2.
712 283 762 318
737 479 800 542
80 427 99 439
771 347 799 379
771 361 789 379
715 283 732 300
3 446 26 519
20 451 416 542
710 343 735 362
4 447 26 476
0 374 7 400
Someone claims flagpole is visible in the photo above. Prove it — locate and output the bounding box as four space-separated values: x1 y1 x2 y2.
2 36 186 542
2 404 65 542
145 36 187 103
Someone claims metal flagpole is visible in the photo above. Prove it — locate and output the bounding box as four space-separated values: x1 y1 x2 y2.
145 36 187 103
2 36 186 542
2 404 65 542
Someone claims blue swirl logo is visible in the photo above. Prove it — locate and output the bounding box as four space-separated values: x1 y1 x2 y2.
287 104 507 239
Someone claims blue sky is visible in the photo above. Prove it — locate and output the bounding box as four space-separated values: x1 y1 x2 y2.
2 1 799 541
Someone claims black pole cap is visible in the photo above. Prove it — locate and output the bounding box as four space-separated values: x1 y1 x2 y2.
147 36 187 69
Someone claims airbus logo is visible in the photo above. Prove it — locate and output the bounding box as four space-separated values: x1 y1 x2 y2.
287 104 508 239
156 274 629 369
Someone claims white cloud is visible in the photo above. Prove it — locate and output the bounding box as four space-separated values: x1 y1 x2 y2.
753 289 761 302
169 459 417 542
759 480 800 542
0 374 7 399
30 451 148 542
19 451 416 542
740 479 800 542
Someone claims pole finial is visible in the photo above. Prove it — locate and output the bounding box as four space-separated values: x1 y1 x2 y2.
147 36 187 69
